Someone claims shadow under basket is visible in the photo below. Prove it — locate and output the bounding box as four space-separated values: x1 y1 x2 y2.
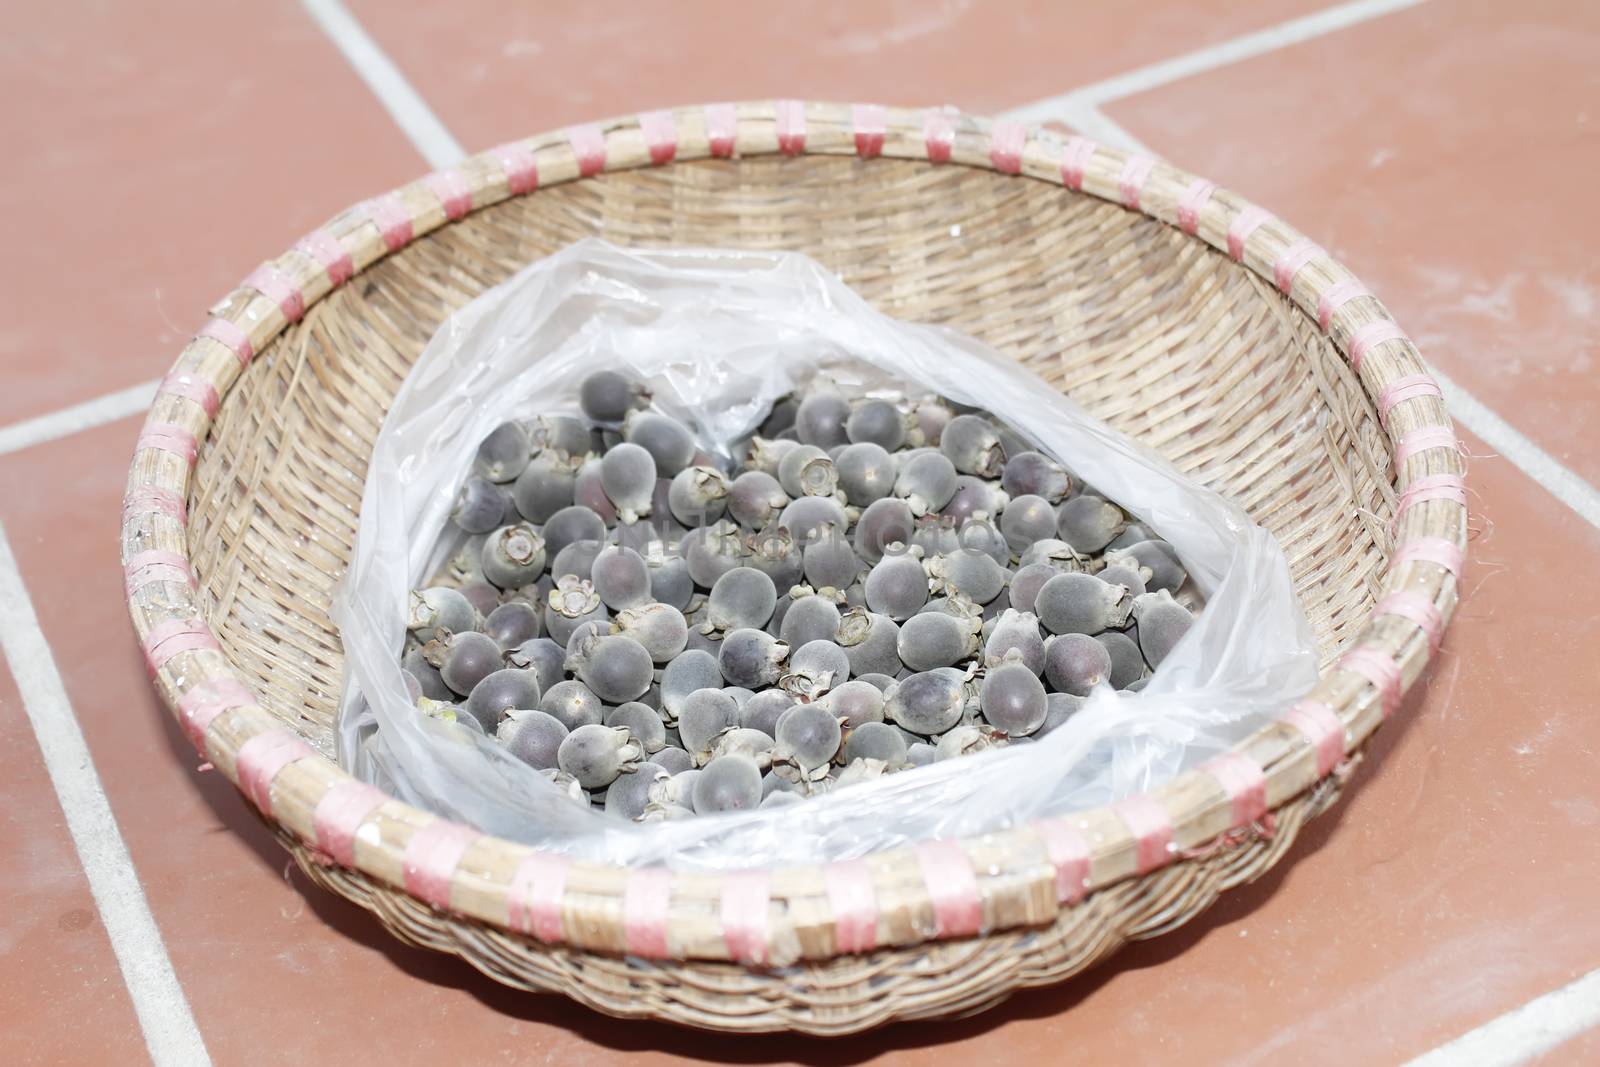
123 103 1466 1035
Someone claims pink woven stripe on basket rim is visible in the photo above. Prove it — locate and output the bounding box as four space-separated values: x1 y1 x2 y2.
1349 320 1408 373
1060 135 1097 191
123 549 196 598
1378 373 1443 428
823 858 878 953
1281 699 1346 777
423 168 473 220
124 485 187 524
235 729 316 816
136 422 198 466
363 192 414 252
567 123 608 177
1374 591 1445 653
507 852 570 942
1389 536 1464 576
1318 278 1371 331
623 867 673 958
922 106 957 164
176 676 254 753
157 371 220 419
851 103 887 159
294 228 354 286
1201 751 1269 828
1338 646 1404 718
1034 816 1091 905
914 840 982 938
196 316 254 367
492 141 539 195
242 263 305 323
1113 793 1174 874
703 103 738 157
1394 425 1462 467
1177 178 1216 235
775 99 806 156
989 119 1027 174
720 869 771 964
312 780 389 868
1395 472 1468 520
142 616 219 677
1273 237 1323 294
638 109 678 166
1118 154 1155 210
402 820 481 909
1228 205 1272 261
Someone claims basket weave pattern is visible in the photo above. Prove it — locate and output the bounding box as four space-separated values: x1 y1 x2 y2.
123 102 1465 1033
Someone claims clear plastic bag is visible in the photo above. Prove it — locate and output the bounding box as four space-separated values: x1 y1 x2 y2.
332 239 1317 872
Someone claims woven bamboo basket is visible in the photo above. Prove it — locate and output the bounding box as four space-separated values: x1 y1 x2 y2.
122 102 1466 1034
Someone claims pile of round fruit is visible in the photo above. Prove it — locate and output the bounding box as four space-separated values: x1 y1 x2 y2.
400 368 1196 822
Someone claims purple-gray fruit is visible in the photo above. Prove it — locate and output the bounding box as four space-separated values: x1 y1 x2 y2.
622 411 695 477
1000 494 1057 552
727 469 789 527
784 639 851 695
1115 540 1186 595
1097 561 1150 597
705 567 777 634
703 727 775 768
684 520 748 588
1095 630 1146 689
1008 562 1062 615
644 541 694 610
504 637 565 694
794 391 851 449
905 741 937 767
677 688 740 756
439 631 504 695
1035 572 1133 635
453 477 512 534
926 548 1007 605
777 443 837 499
936 723 1005 761
668 465 730 526
599 442 657 523
604 702 667 754
739 689 795 737
579 369 648 423
980 656 1047 735
544 575 609 645
614 602 689 662
984 609 1046 674
775 703 842 770
692 754 763 814
842 720 906 766
779 593 841 648
574 456 619 524
457 582 501 619
854 497 915 564
834 442 896 506
550 537 604 581
483 601 541 649
836 608 901 677
896 611 979 671
719 628 789 688
481 523 547 589
1056 495 1127 554
820 679 886 727
528 414 592 457
403 646 452 701
660 649 724 721
745 527 804 590
940 475 1006 527
864 550 929 620
407 586 476 643
911 516 961 559
511 450 582 524
1020 538 1083 569
474 421 532 483
496 708 569 769
589 544 652 610
846 398 907 451
1131 589 1194 668
531 684 600 738
1043 633 1112 696
653 746 695 775
957 515 1011 566
558 723 642 790
604 761 665 819
886 670 967 736
1002 450 1071 502
894 450 958 515
802 523 861 590
546 507 609 564
778 494 848 545
939 414 1004 477
856 672 896 692
567 633 653 703
464 667 543 730
1039 691 1085 735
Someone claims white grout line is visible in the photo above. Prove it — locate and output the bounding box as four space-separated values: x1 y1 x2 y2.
0 523 211 1066
298 0 465 169
1402 966 1600 1067
0 378 157 457
1002 0 1429 124
1430 362 1600 530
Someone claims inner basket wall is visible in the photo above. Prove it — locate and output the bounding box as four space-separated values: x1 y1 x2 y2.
184 156 1396 751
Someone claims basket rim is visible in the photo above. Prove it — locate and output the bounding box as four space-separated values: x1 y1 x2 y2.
122 101 1465 968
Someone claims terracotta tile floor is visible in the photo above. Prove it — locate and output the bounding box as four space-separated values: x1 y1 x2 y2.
3 2 1597 1064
